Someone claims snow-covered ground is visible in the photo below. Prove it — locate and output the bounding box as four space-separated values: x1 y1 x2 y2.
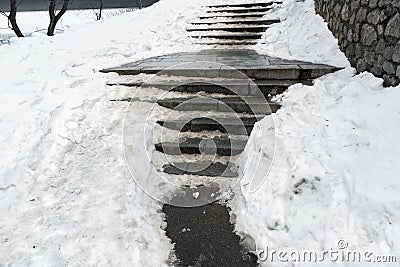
0 0 206 265
233 1 400 266
0 9 139 42
0 0 399 266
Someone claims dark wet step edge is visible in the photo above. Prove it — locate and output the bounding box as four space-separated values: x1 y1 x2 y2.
157 97 280 115
106 79 310 97
195 40 259 46
187 25 269 33
155 137 247 156
207 1 282 8
163 161 238 178
157 117 258 136
205 7 273 13
163 189 258 266
190 19 280 25
189 32 263 40
199 13 267 19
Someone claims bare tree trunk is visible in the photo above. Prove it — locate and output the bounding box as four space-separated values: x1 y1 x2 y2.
47 0 69 36
9 0 24 37
96 0 103 20
136 0 143 9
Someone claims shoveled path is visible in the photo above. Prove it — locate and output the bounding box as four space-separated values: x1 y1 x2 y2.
102 2 340 266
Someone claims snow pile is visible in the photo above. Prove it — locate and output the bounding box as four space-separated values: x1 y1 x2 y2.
257 0 350 68
234 0 400 266
0 0 206 265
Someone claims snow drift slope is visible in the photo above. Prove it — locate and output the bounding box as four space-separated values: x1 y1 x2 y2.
234 0 400 266
0 0 206 265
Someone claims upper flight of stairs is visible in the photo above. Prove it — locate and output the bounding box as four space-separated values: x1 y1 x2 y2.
188 1 282 46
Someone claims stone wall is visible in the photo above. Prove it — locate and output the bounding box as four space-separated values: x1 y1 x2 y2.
315 0 399 86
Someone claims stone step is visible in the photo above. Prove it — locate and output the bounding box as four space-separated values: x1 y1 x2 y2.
207 2 281 8
163 161 238 177
155 137 247 156
157 117 258 135
108 79 309 97
191 19 280 25
199 13 267 19
101 49 341 80
104 63 338 79
195 40 258 46
157 97 279 115
187 25 269 33
190 32 262 40
206 7 272 13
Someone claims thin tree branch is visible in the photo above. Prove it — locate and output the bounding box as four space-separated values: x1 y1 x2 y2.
0 10 8 17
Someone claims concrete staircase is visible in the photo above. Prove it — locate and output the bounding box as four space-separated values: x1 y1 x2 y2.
189 1 282 46
102 2 340 266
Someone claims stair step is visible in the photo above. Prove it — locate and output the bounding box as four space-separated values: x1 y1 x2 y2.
194 40 258 46
157 117 258 135
157 97 279 114
199 13 267 19
190 32 263 40
104 64 338 79
108 79 309 96
101 50 341 80
187 25 269 33
206 7 272 13
207 2 282 8
191 19 280 25
163 161 238 177
155 137 247 156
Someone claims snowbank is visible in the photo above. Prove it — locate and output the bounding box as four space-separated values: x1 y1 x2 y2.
0 0 206 265
234 0 400 266
257 0 350 68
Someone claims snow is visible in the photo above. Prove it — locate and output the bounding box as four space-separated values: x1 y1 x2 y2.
233 0 400 266
256 0 350 68
1 0 399 265
0 9 140 42
0 0 207 265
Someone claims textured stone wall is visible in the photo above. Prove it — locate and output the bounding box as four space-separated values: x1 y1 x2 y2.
315 0 399 86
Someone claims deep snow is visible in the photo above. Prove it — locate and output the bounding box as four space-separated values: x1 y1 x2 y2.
0 0 206 265
0 0 399 266
233 1 400 266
